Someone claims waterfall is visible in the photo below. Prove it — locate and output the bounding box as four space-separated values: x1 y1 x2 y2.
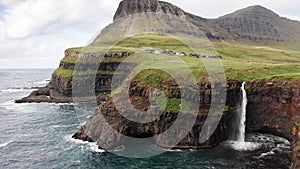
237 82 247 143
227 82 260 151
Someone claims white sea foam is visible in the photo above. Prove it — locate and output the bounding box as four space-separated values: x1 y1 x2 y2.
0 88 27 92
159 147 183 152
79 121 86 126
51 102 76 106
226 141 261 151
89 142 105 153
160 147 196 152
65 135 105 153
0 100 18 110
34 80 49 85
52 124 78 129
112 145 125 152
0 141 12 148
257 148 277 158
1 101 32 110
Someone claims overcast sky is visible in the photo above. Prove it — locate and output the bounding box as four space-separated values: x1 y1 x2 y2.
0 0 299 68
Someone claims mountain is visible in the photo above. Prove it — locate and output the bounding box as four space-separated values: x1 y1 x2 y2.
213 5 300 41
110 0 300 43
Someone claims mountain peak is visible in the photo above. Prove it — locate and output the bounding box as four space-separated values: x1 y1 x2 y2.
113 0 185 20
246 5 269 10
220 5 279 19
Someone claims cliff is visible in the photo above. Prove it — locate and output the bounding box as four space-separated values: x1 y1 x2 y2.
15 0 300 167
73 79 241 149
16 50 133 103
291 122 300 169
246 80 300 140
73 79 300 147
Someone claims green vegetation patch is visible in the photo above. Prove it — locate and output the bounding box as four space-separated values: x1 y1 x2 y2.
154 97 195 114
53 68 74 81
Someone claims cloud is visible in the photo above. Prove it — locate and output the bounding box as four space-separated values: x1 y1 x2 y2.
0 0 119 68
0 0 299 68
0 0 119 39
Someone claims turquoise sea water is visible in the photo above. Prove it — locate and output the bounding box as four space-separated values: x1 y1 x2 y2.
0 69 291 169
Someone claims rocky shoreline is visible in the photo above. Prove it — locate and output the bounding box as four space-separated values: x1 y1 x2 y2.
15 83 72 103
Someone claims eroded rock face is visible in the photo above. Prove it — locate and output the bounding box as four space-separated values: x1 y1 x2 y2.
16 52 133 103
244 80 300 169
15 83 73 103
73 80 241 150
291 123 300 169
246 80 300 140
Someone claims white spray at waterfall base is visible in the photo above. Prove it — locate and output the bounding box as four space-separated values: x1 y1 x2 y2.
227 82 260 151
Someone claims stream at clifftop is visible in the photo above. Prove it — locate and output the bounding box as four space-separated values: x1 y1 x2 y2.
0 69 291 169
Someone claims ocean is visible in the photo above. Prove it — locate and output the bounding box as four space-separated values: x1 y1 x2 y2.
0 69 291 169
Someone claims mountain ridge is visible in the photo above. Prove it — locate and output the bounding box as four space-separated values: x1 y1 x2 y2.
111 0 300 43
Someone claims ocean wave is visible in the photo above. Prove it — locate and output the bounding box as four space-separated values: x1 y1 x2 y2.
0 141 12 148
162 149 184 152
0 101 32 110
34 80 49 85
65 135 105 153
49 103 77 106
0 88 28 92
159 147 197 152
52 124 79 129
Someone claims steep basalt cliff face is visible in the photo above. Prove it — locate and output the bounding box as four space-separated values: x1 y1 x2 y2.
246 80 300 140
73 79 242 149
51 50 133 98
291 123 300 169
16 50 133 103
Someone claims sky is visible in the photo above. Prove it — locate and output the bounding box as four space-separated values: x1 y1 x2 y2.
0 0 299 68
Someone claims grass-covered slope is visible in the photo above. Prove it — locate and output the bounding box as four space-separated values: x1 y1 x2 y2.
53 33 300 82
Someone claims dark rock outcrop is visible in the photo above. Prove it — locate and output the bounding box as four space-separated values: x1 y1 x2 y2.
15 83 72 103
291 122 300 169
246 79 300 140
